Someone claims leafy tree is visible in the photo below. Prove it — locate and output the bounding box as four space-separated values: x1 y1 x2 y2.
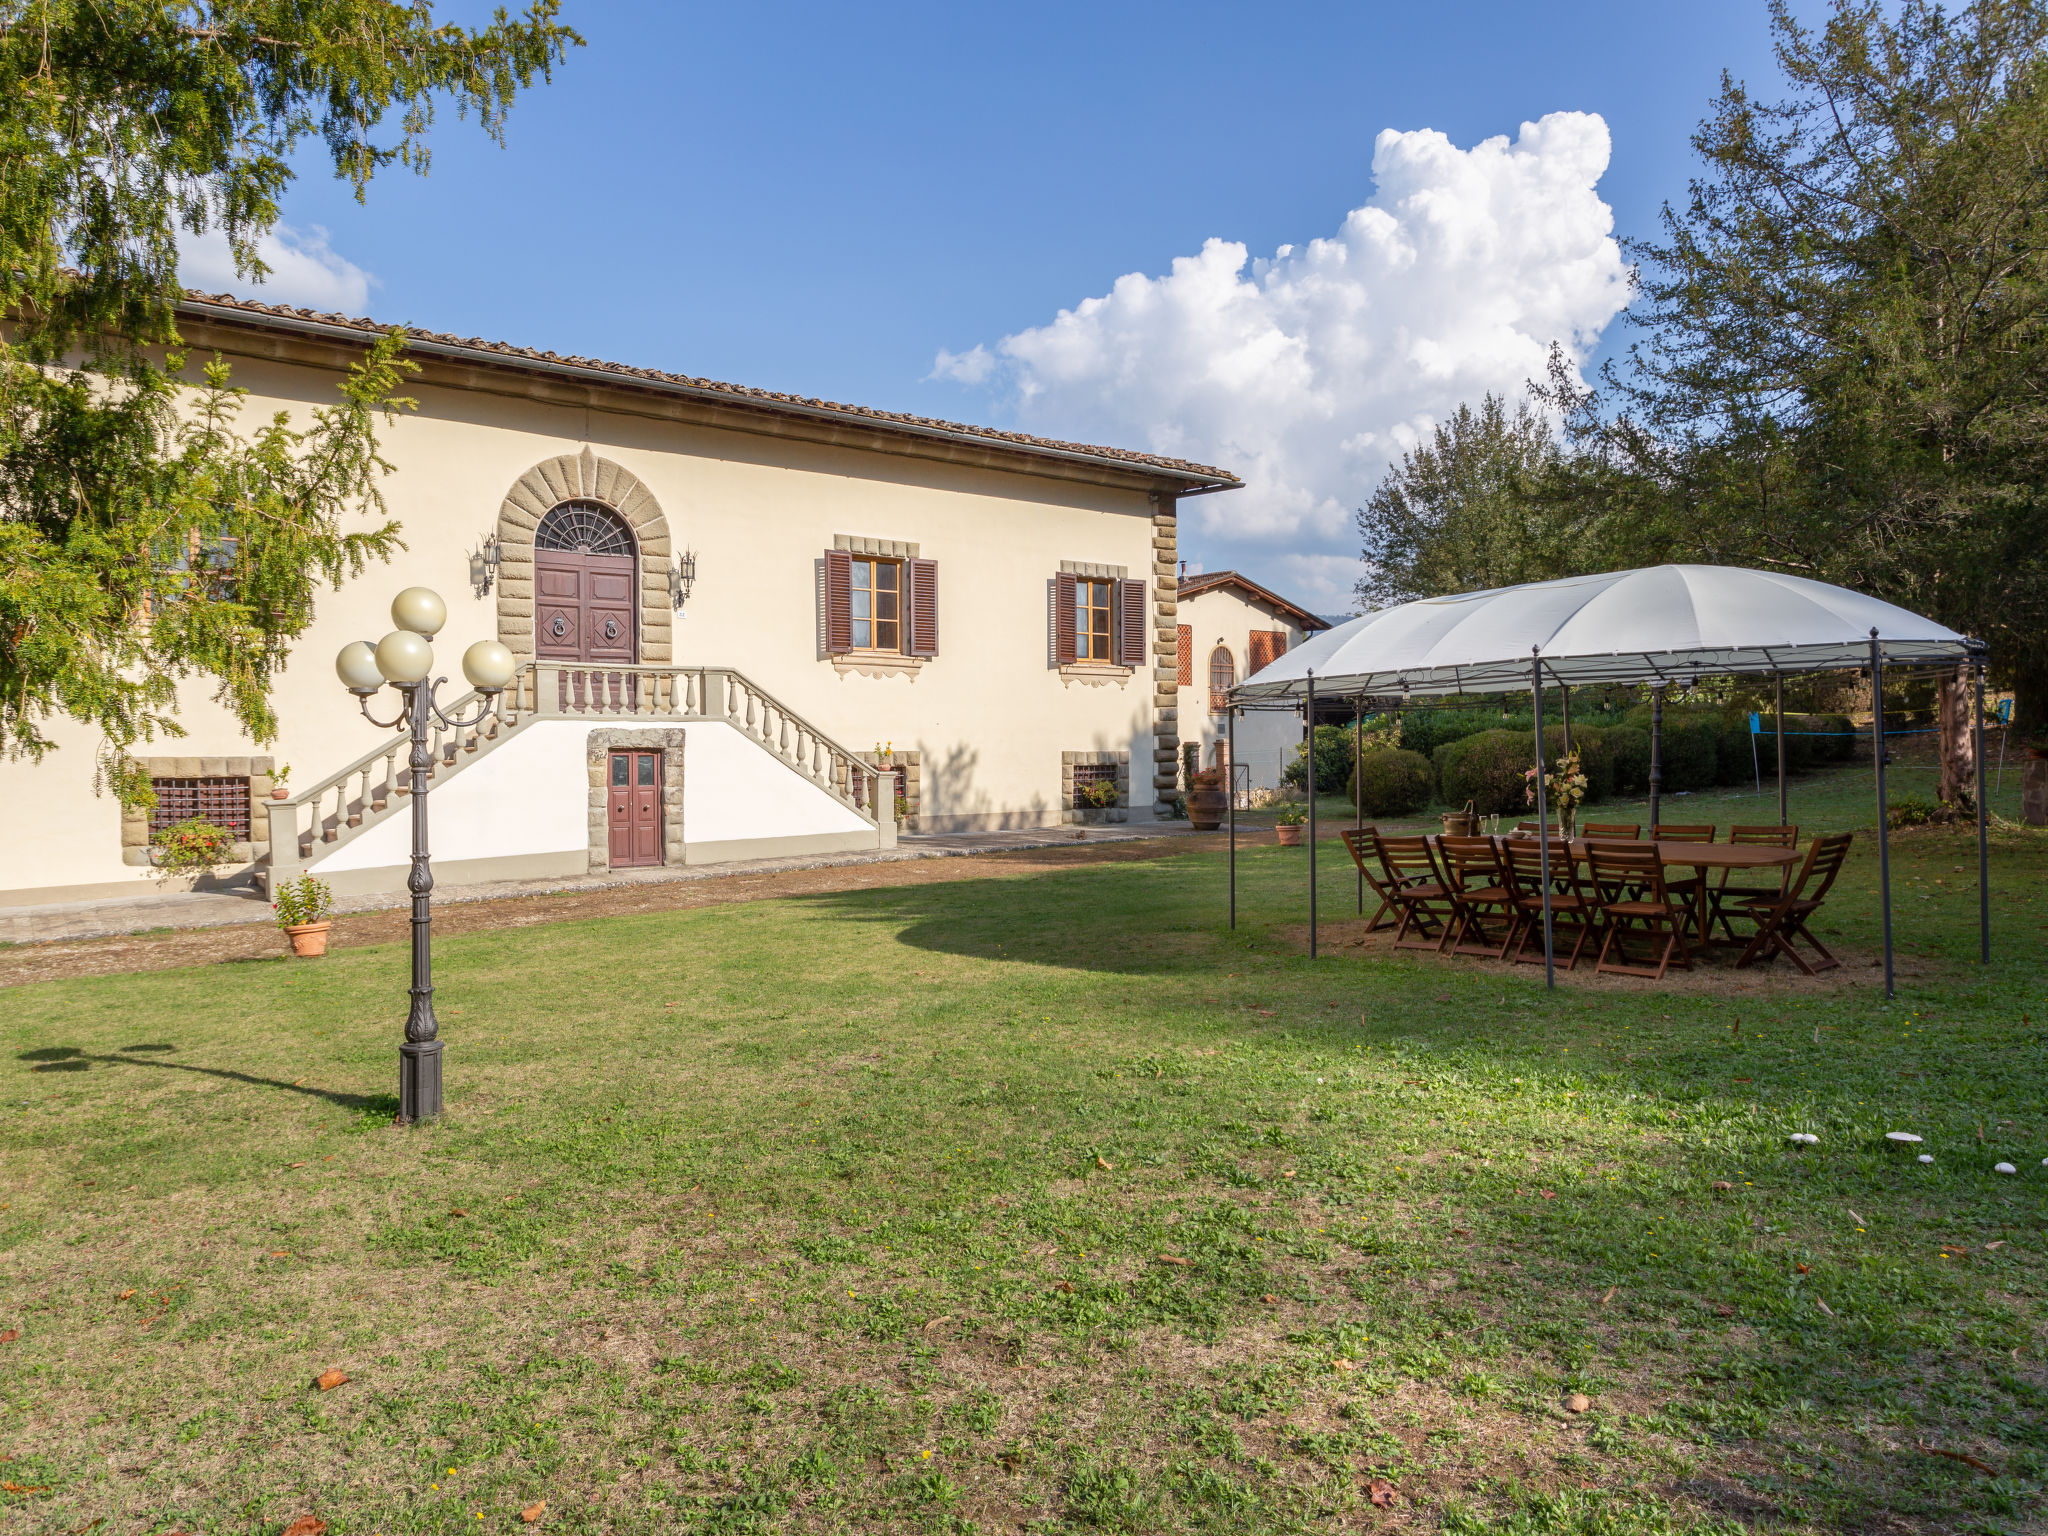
1616 0 2048 737
0 1 580 786
1354 392 1586 610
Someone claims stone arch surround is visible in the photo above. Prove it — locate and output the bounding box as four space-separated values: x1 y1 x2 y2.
497 448 673 664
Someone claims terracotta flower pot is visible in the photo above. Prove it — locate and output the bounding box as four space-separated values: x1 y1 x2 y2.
1186 787 1228 830
285 921 331 958
1275 824 1304 846
271 787 289 799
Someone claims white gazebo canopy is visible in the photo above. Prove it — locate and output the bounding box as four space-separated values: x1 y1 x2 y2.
1232 565 1975 701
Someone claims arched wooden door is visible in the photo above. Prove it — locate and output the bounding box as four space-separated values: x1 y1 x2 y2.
534 501 637 664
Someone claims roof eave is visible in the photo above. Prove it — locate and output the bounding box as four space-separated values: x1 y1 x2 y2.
175 296 1245 496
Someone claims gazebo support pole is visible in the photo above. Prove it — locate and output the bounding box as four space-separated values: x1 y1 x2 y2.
1532 649 1555 989
1307 670 1318 960
1870 629 1895 1000
1775 673 1787 826
1354 698 1364 913
1974 652 1990 965
1648 686 1664 834
1227 707 1237 932
1559 678 1571 756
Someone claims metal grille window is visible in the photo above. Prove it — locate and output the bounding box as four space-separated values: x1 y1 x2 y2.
149 777 251 839
535 500 634 555
1072 763 1118 791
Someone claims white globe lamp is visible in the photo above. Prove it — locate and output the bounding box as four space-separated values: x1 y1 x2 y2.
335 640 384 695
391 586 447 639
462 639 517 693
374 629 435 686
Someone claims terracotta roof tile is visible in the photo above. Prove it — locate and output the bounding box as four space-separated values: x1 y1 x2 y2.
179 290 1241 488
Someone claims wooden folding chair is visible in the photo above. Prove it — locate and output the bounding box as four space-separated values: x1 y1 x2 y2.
1582 822 1641 840
1650 824 1715 934
1730 833 1854 974
1708 824 1800 943
1438 835 1517 958
1373 834 1457 952
1338 826 1400 933
1500 837 1598 969
1587 842 1694 980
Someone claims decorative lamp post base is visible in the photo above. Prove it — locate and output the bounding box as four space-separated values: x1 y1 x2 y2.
398 1040 443 1124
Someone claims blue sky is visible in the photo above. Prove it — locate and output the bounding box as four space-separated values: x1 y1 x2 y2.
209 1 1796 610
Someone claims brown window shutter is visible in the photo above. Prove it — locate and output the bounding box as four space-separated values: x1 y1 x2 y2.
1054 572 1077 665
907 557 938 656
1116 578 1146 668
1247 629 1286 674
1176 624 1193 687
824 550 853 654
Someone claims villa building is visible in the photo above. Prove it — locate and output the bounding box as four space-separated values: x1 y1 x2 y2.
1 294 1238 905
1175 570 1332 793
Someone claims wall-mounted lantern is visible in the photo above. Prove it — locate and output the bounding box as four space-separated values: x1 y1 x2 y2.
469 535 500 599
670 549 697 610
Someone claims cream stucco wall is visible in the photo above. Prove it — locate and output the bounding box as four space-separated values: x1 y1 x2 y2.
0 338 1185 904
1179 585 1319 792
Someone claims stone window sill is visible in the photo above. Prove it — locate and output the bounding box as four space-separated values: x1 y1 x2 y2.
832 651 927 679
1059 663 1133 688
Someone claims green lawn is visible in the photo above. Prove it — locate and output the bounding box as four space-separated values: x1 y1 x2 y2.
5 767 2046 1535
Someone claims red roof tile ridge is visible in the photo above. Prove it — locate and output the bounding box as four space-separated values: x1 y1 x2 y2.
179 289 1240 484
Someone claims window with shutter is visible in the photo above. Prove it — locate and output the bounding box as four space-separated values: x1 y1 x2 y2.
1247 629 1286 674
1176 625 1192 687
1053 572 1079 665
1115 578 1145 668
824 550 854 654
907 558 938 656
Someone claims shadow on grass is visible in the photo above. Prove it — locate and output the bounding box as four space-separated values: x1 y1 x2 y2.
15 1044 397 1114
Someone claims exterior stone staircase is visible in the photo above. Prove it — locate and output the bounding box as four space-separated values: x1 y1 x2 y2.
261 663 887 891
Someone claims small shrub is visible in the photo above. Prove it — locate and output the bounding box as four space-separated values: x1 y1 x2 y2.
150 818 236 881
1435 729 1534 815
1282 725 1354 794
1887 794 1963 828
1398 708 1500 760
1347 748 1433 816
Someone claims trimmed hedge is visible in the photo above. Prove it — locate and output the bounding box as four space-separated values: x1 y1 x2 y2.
1435 729 1536 815
1347 748 1434 817
1605 726 1651 794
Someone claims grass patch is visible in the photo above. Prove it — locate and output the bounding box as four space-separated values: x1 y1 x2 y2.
2 765 2044 1532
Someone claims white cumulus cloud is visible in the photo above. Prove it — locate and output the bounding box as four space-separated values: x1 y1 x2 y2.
178 221 375 314
936 111 1632 612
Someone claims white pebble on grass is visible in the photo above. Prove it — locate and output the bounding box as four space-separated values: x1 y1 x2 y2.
1789 1133 1820 1145
1995 1163 2017 1175
1885 1132 1924 1144
1917 1154 1935 1164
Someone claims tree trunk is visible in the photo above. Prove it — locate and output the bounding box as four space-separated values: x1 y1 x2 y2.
1936 666 1976 809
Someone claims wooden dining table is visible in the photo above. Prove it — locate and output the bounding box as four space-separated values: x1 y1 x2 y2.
1428 834 1801 944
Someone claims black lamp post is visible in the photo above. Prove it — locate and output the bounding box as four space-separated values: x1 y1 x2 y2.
335 588 516 1124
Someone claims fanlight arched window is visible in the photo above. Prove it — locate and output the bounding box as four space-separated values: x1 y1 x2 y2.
535 500 635 556
1208 645 1236 713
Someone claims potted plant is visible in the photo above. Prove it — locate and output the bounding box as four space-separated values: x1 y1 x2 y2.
273 873 335 957
269 763 292 800
1275 804 1307 845
150 817 236 888
1078 777 1122 812
1186 767 1228 830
